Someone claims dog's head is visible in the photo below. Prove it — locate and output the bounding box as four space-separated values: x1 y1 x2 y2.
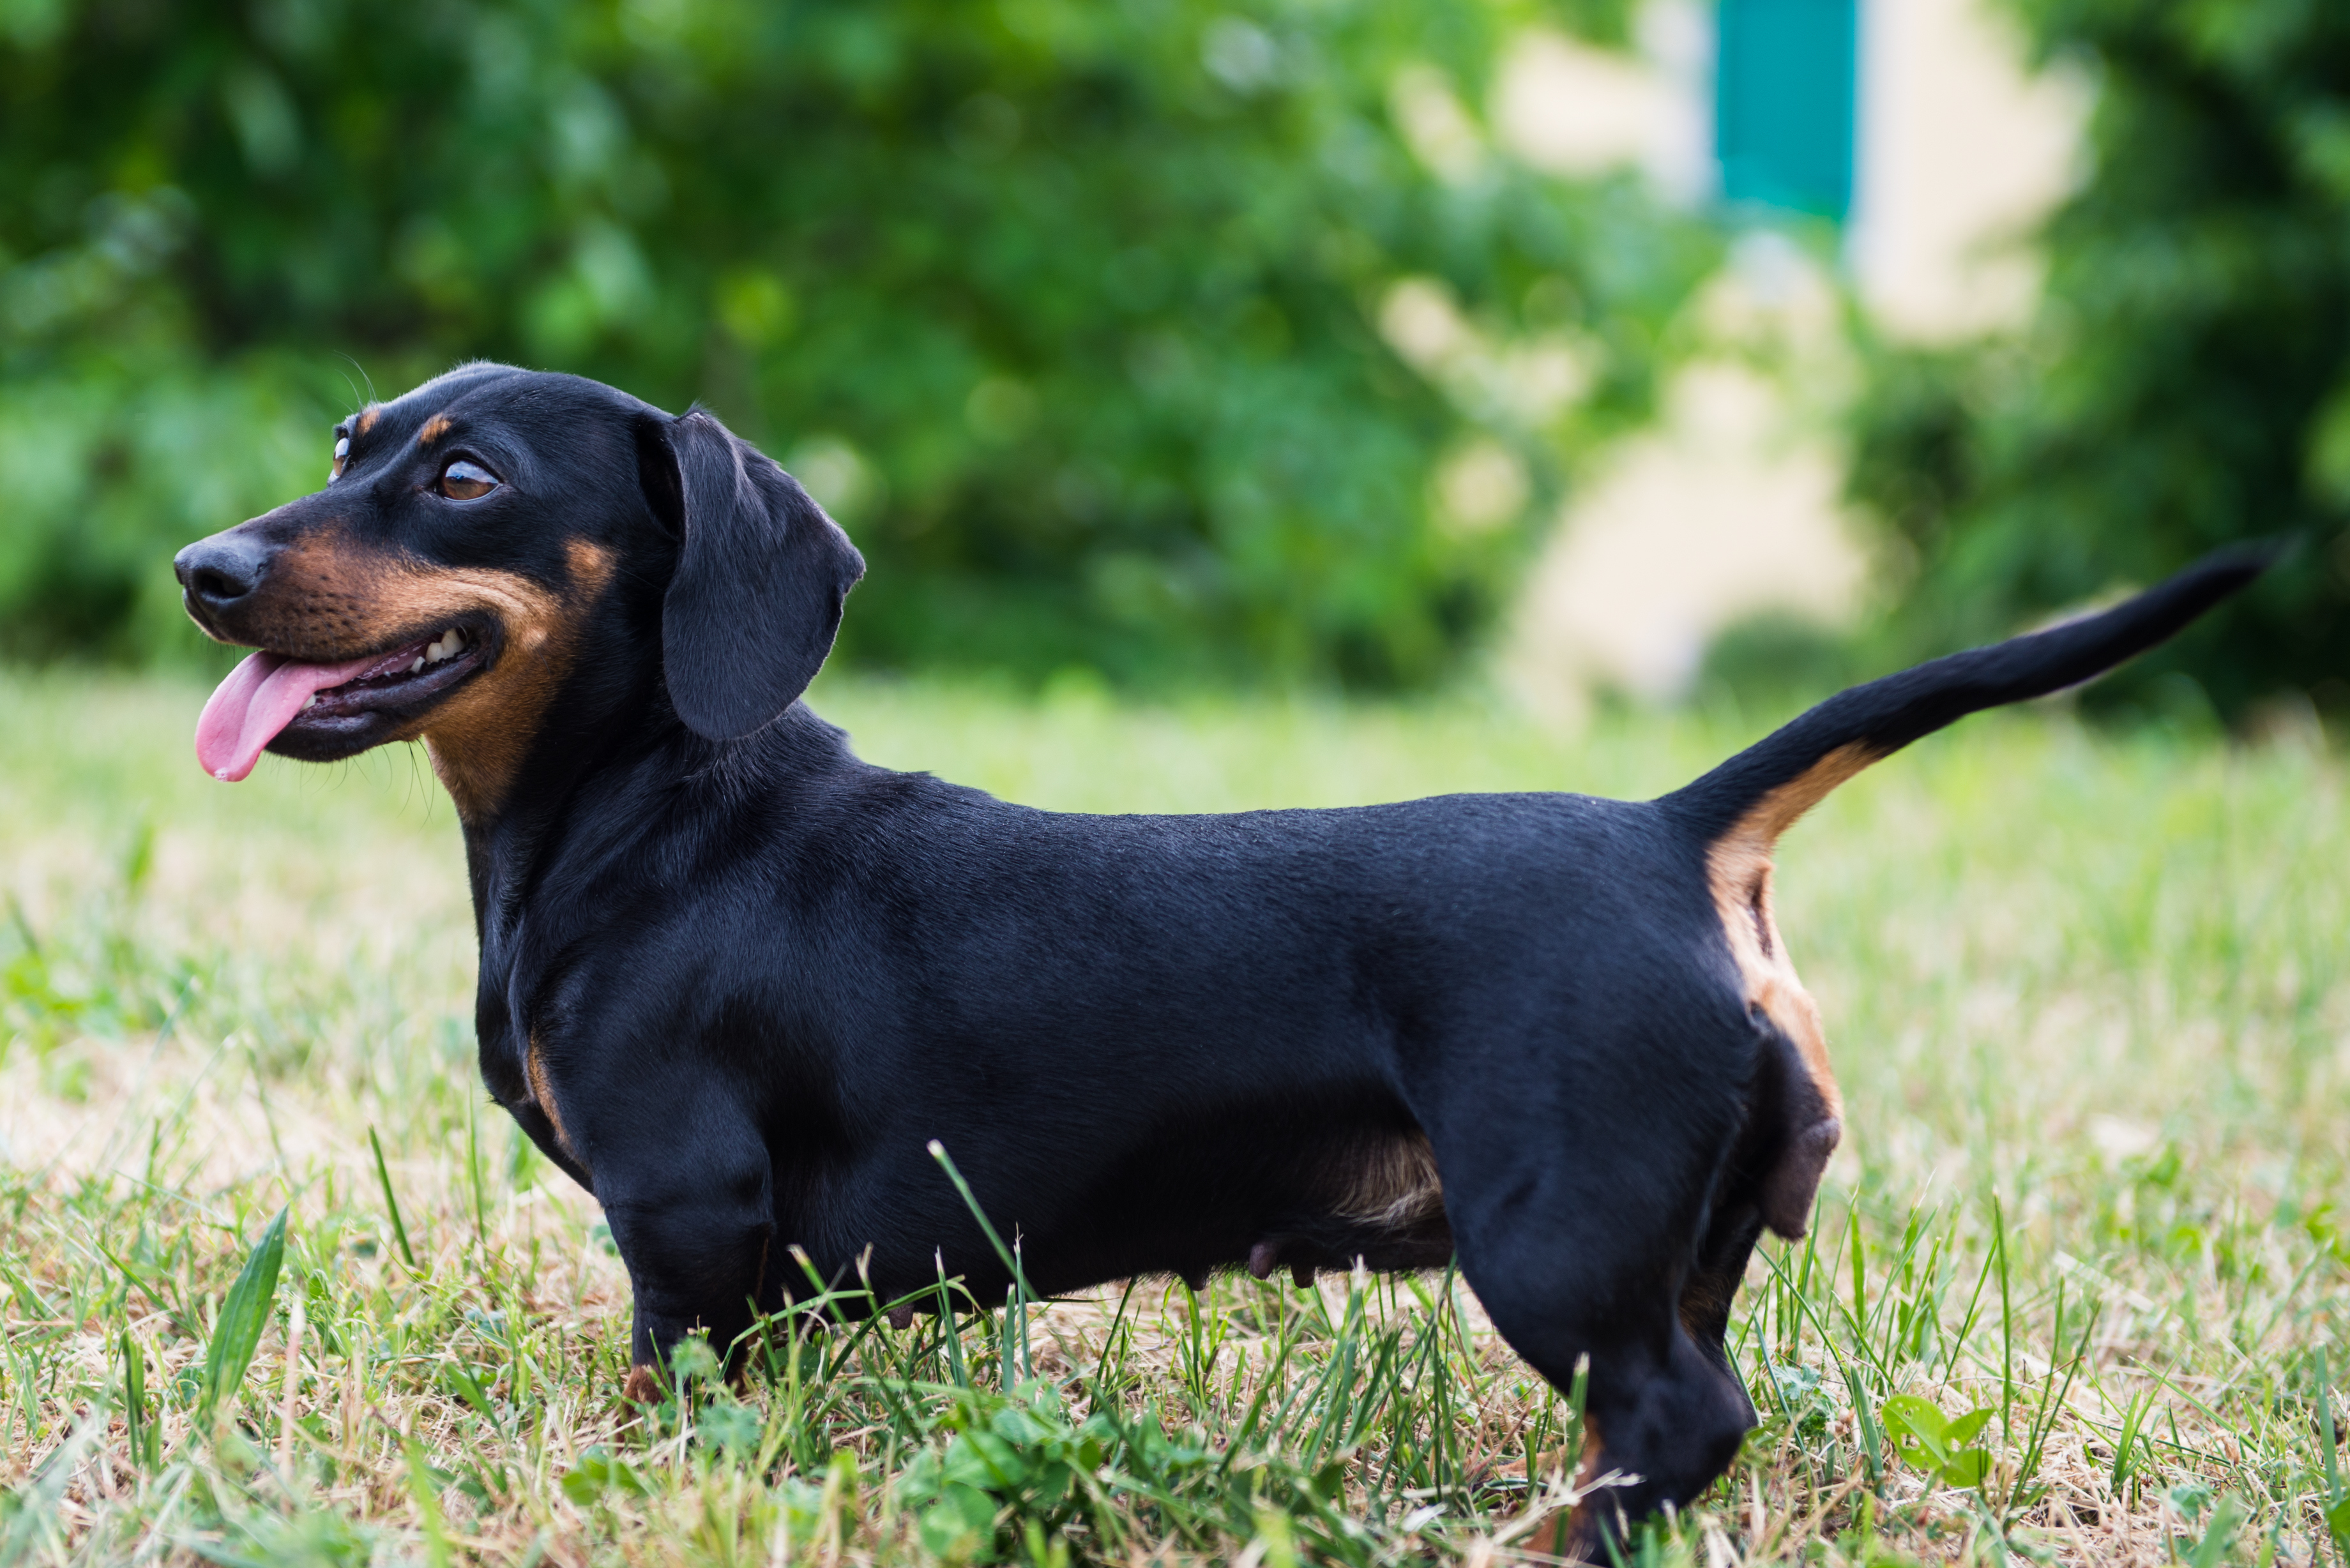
174 365 864 818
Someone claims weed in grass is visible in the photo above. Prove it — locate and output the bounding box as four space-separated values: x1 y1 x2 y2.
0 667 2344 1564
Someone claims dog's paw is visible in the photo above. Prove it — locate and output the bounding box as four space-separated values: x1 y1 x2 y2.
621 1364 663 1405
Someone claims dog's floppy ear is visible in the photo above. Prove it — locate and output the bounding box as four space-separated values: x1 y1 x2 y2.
639 409 865 741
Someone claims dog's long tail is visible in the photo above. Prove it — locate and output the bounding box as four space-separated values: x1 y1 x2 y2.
1658 543 2277 847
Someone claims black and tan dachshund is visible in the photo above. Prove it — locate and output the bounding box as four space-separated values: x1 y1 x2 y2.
173 363 2265 1549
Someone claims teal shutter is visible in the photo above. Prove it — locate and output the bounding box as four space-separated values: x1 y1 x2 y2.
1715 0 1858 220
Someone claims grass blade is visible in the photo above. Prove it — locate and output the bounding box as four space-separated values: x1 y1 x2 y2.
369 1126 418 1270
121 1330 149 1470
198 1207 287 1433
927 1140 1036 1302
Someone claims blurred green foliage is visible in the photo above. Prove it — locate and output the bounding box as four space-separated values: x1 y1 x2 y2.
0 0 1717 688
1846 0 2350 720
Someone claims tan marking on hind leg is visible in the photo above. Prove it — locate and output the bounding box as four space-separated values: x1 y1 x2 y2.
1704 743 1882 1235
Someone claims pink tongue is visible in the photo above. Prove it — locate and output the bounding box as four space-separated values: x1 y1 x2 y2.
195 648 405 781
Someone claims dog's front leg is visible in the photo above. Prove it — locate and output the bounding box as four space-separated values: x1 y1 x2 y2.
1433 1101 1757 1559
587 1089 776 1404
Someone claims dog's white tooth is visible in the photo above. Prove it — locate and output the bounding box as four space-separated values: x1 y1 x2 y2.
302 695 317 710
409 655 425 673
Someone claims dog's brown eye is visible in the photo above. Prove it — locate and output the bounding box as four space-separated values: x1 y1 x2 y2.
331 434 349 479
438 458 499 501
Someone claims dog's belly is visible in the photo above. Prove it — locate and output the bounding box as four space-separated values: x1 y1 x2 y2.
786 1108 1455 1304
1054 1120 1460 1290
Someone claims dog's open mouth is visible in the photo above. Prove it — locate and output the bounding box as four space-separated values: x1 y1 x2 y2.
196 624 486 781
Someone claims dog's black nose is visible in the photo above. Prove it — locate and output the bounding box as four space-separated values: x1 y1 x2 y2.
174 535 268 610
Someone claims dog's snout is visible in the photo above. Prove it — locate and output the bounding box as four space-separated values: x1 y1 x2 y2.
174 535 268 610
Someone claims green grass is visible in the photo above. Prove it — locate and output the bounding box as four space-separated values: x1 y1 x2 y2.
0 667 2344 1566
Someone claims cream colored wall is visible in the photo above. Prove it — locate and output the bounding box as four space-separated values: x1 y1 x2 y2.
1486 0 2088 719
1494 237 1869 720
1850 0 2089 341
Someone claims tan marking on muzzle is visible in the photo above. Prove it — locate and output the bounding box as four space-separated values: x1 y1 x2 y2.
245 532 617 820
417 414 453 444
232 530 412 654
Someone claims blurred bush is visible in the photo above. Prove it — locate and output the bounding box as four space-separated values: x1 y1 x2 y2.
1846 0 2350 720
0 0 1717 688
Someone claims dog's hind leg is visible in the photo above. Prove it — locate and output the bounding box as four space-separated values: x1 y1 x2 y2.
1460 1212 1755 1555
1425 1058 1756 1556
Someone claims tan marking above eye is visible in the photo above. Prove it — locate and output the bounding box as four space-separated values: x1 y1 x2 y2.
566 538 617 594
418 414 452 444
355 405 381 435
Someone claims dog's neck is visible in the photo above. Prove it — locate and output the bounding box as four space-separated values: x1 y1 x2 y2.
455 695 864 954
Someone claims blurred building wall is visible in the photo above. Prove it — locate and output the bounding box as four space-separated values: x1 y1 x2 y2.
1849 0 2087 341
1494 0 2088 720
